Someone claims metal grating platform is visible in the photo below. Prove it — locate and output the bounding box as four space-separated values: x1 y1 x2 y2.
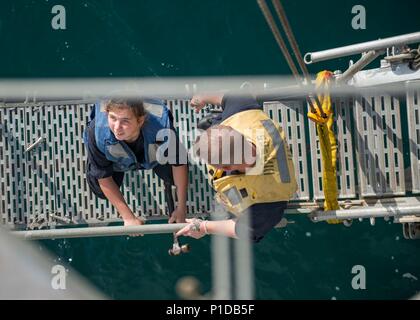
354 92 406 197
406 82 420 194
264 100 310 200
1 92 419 229
0 100 216 229
308 97 357 200
0 103 103 228
0 107 27 227
167 99 214 215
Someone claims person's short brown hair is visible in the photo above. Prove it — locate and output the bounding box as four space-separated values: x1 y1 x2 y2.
104 99 146 118
194 125 250 166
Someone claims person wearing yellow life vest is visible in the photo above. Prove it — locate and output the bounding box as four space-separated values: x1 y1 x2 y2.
176 91 297 243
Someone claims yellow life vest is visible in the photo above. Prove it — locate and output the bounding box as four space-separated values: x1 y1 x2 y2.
207 109 297 216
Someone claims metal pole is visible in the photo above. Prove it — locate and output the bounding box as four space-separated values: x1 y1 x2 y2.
211 235 232 300
211 203 232 300
10 223 188 240
0 77 302 101
337 50 384 84
234 211 254 300
0 78 411 102
304 32 420 64
310 205 420 222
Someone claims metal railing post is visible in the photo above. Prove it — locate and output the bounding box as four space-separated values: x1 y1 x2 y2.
10 223 188 240
304 32 420 64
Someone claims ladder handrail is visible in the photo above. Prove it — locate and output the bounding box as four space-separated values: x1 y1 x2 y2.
10 223 188 240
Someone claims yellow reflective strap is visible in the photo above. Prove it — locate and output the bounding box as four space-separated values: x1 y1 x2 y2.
307 110 328 124
313 71 341 224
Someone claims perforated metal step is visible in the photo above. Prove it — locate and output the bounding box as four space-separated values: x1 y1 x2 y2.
264 100 310 200
167 99 214 215
353 92 405 197
406 82 420 194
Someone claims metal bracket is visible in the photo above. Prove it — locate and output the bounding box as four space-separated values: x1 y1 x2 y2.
25 136 45 153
